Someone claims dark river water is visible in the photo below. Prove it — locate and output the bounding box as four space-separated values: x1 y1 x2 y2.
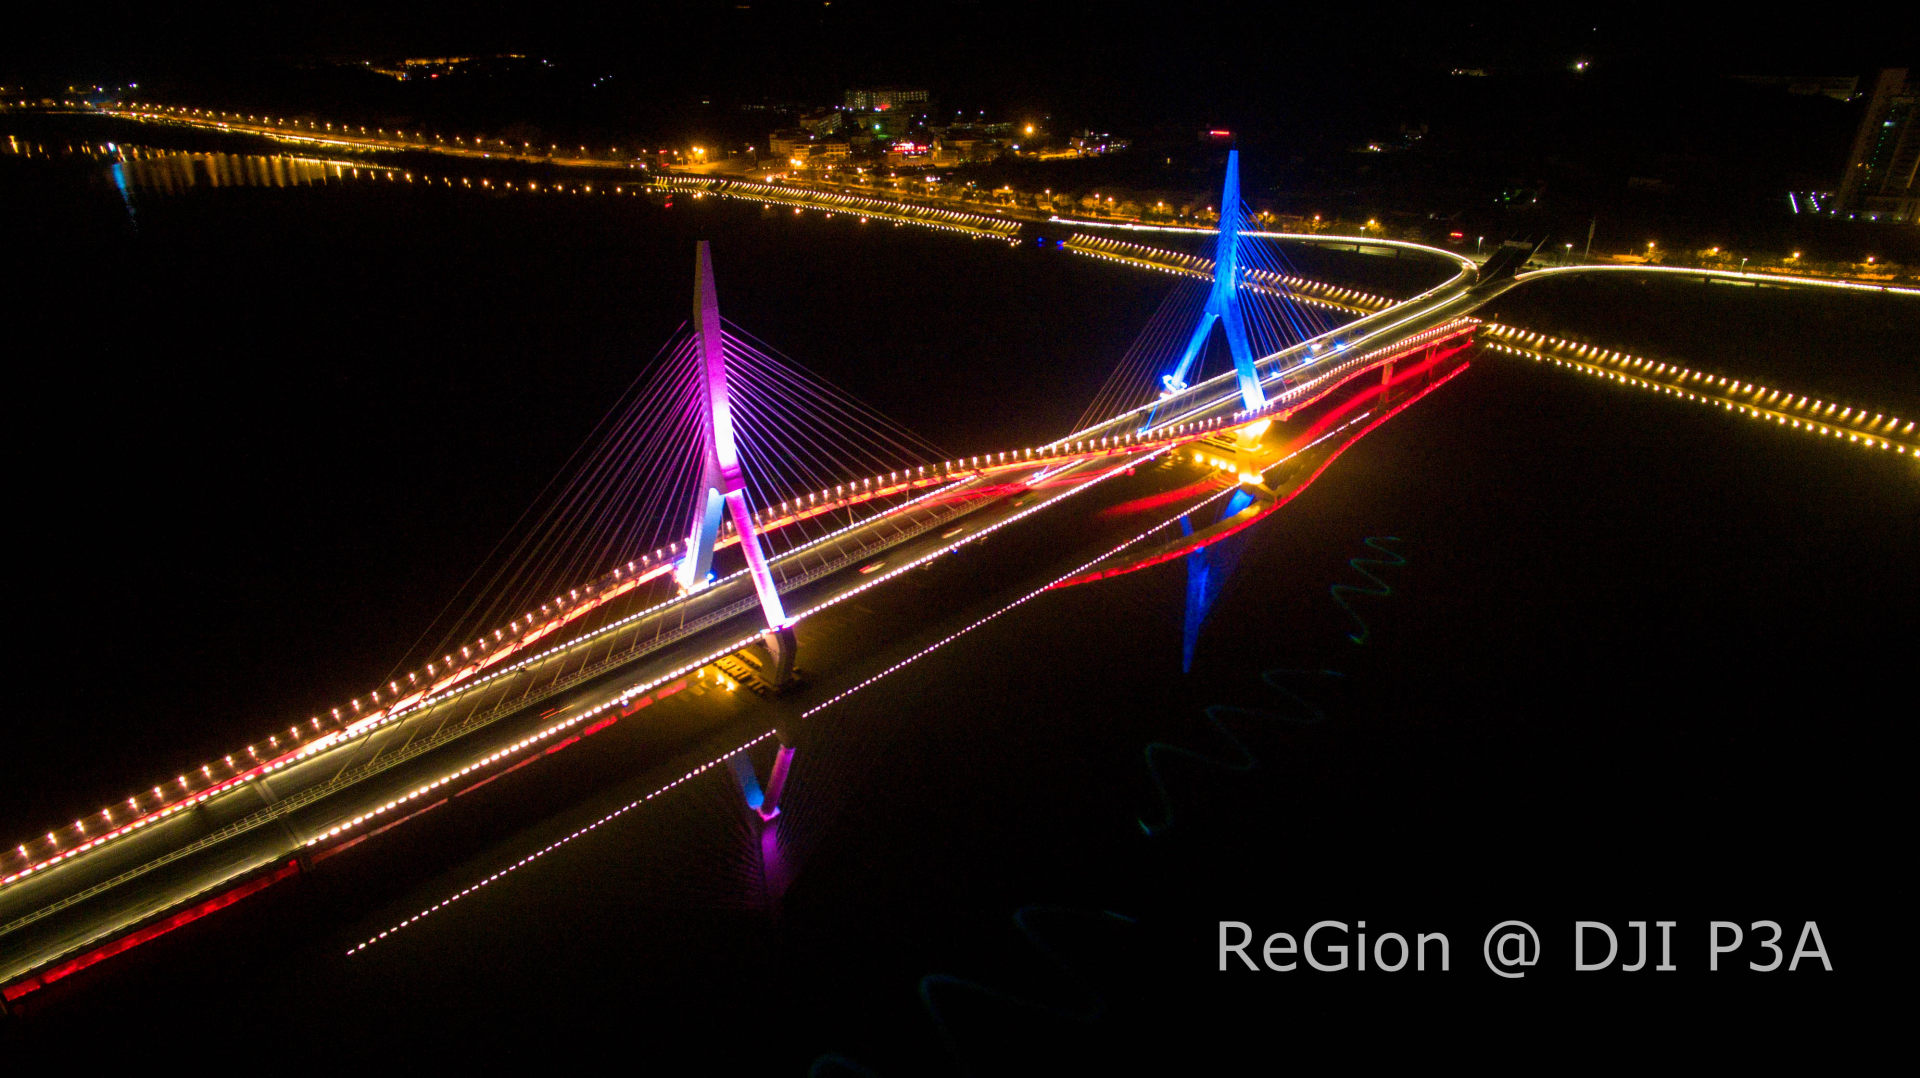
2 115 1915 1067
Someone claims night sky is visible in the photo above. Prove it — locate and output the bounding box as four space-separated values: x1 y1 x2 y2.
8 1 1912 100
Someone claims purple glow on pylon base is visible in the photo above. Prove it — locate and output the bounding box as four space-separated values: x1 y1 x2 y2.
756 744 796 821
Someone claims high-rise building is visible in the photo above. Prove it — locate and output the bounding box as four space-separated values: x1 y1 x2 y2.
1836 68 1918 222
842 86 929 112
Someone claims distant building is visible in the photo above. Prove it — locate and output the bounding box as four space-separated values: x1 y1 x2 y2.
799 109 844 136
858 111 911 139
843 86 928 111
933 136 999 166
768 129 811 158
361 54 528 82
885 141 932 167
1071 131 1129 155
1836 68 1918 222
1732 74 1859 103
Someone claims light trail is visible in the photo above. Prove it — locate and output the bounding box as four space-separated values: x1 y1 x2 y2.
795 353 1474 721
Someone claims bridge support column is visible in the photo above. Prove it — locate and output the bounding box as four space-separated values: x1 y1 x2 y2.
759 625 798 690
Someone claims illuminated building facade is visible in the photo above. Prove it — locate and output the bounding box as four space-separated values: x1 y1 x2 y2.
1837 68 1918 222
842 86 928 111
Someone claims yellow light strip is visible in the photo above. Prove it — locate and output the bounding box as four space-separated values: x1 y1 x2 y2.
1479 323 1917 457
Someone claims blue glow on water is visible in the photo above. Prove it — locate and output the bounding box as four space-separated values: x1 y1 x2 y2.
110 160 136 224
728 752 765 810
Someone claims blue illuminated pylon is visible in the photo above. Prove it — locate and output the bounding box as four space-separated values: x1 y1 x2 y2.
1160 149 1266 412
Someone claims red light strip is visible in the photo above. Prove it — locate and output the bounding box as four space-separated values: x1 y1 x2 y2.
1054 359 1474 588
3 858 300 1002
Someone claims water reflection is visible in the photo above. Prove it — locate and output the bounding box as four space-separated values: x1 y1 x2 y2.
0 133 1028 244
1179 499 1252 674
2 137 388 193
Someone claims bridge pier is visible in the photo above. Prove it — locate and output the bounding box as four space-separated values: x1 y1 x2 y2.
758 626 798 690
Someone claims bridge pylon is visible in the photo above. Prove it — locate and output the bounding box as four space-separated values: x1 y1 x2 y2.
1159 148 1267 413
675 242 798 687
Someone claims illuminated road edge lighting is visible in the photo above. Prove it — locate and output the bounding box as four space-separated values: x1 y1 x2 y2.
1479 323 1916 456
345 731 777 956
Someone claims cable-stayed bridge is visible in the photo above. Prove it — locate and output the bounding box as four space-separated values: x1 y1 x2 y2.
3 148 1911 1008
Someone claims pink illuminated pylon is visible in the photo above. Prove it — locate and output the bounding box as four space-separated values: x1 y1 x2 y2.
678 241 791 633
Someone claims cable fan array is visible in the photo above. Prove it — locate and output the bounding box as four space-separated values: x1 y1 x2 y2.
1 312 957 885
1075 220 1340 430
394 319 947 683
